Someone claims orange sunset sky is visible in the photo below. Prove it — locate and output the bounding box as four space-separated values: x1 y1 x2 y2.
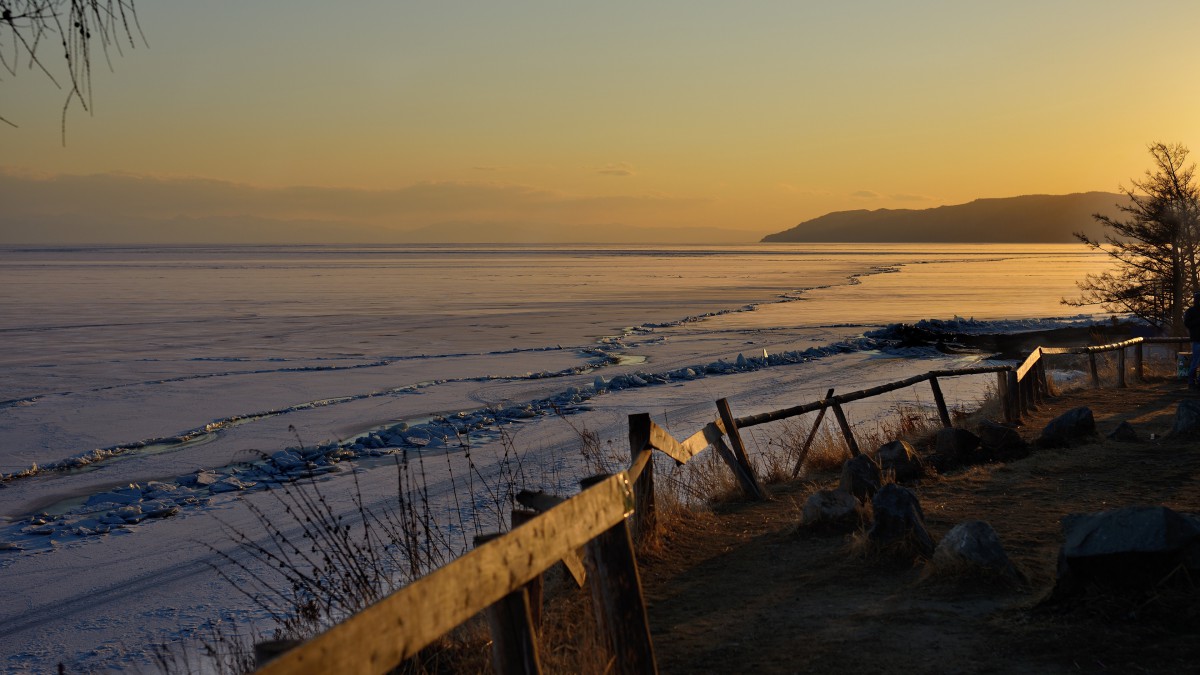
3 1 1198 243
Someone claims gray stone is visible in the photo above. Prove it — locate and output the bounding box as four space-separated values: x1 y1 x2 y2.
801 489 863 531
839 455 882 502
933 427 981 468
977 420 1028 461
1106 421 1138 442
1038 407 1096 448
873 440 925 483
868 484 935 557
933 520 1022 581
1171 399 1200 437
1057 506 1200 590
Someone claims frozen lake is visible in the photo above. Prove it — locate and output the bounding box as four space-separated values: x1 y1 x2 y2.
0 243 1114 671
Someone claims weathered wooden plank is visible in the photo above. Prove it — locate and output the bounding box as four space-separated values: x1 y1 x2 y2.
646 422 704 464
514 492 587 587
1016 349 1042 380
254 474 634 675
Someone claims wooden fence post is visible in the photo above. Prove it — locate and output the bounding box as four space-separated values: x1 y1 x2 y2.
627 414 655 546
1089 352 1100 388
792 388 834 477
1135 342 1144 380
928 376 952 428
1036 360 1049 398
509 510 544 630
831 402 861 456
996 372 1011 423
1117 348 1127 388
579 475 659 675
475 533 542 675
1007 370 1020 423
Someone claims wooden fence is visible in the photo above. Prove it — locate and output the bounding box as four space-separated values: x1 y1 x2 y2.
253 334 1190 675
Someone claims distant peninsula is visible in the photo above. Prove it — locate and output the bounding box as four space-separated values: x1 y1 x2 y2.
762 192 1129 243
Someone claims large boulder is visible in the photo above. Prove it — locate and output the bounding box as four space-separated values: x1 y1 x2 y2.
977 420 1028 462
839 455 882 502
932 520 1022 583
931 427 981 471
801 489 864 531
868 484 935 558
1106 421 1138 442
1038 407 1096 448
1170 399 1200 437
1056 506 1200 592
873 440 925 483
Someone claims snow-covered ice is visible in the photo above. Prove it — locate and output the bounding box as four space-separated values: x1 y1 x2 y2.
0 243 1118 671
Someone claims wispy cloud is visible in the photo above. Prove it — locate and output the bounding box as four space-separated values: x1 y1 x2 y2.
850 190 881 200
889 192 934 202
598 162 636 177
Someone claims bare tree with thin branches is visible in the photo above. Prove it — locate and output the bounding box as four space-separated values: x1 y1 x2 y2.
1066 143 1200 335
0 0 142 135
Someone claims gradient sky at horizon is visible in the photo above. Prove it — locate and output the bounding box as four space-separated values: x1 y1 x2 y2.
3 1 1198 241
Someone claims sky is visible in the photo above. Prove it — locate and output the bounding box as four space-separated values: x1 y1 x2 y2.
2 1 1199 243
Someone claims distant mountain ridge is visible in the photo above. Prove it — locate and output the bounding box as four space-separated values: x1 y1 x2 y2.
762 192 1130 243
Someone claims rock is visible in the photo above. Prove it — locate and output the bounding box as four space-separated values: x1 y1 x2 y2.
868 484 935 557
873 440 925 483
141 499 181 519
1106 421 1138 442
801 489 864 531
1056 506 1200 591
839 455 882 502
933 520 1022 581
1170 399 1200 437
1038 407 1096 448
977 420 1028 462
933 427 981 470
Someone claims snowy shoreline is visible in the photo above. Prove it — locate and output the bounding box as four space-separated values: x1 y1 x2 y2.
0 244 1119 672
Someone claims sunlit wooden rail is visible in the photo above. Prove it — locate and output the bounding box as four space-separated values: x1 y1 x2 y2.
252 332 1190 675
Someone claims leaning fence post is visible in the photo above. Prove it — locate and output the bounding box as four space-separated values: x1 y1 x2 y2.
1089 351 1100 388
627 413 655 546
928 376 952 428
792 388 835 477
715 398 756 476
1036 359 1049 398
474 533 543 675
579 475 659 675
831 401 861 456
1135 342 1144 380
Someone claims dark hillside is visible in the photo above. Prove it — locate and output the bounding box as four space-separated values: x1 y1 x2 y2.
763 192 1129 243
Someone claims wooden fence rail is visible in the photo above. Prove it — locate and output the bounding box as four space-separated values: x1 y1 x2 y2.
253 332 1191 674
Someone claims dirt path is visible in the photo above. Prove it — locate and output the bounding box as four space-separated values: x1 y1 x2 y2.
639 380 1200 674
